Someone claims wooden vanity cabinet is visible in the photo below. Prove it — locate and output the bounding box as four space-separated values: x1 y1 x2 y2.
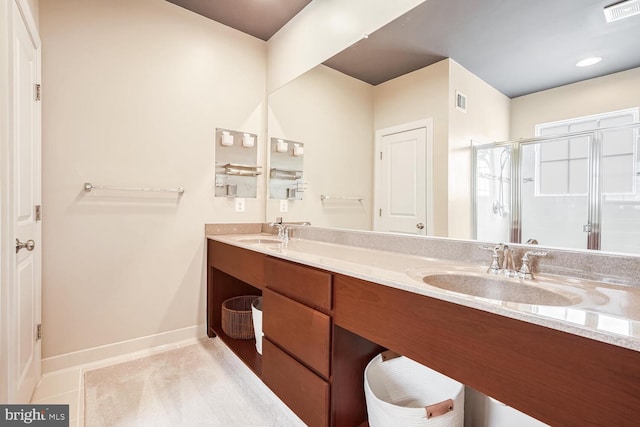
208 240 640 426
262 257 333 427
333 273 640 427
208 241 378 427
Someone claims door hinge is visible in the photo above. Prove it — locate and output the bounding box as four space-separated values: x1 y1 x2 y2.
379 208 382 217
379 152 383 160
35 84 41 101
36 324 42 341
35 205 42 221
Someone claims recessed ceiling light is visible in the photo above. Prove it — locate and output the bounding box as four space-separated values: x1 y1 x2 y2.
576 57 602 67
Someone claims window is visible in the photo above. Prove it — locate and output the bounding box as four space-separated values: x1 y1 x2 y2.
535 108 639 196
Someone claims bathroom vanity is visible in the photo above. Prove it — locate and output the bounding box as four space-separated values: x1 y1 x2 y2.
206 226 640 427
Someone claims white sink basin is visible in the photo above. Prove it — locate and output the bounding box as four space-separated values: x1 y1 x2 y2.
411 271 608 307
236 237 282 245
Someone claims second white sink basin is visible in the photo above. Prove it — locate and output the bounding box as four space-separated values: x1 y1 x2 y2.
413 271 608 307
422 273 578 306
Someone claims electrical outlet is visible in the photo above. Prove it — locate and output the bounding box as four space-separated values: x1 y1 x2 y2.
279 199 288 212
235 198 245 212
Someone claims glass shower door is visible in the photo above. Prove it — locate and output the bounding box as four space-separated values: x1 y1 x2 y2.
599 121 640 254
473 145 512 243
519 135 592 250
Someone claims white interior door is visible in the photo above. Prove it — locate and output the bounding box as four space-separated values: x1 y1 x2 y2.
374 120 433 235
11 0 41 403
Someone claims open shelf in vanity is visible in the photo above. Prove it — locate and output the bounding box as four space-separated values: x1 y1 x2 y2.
207 241 265 376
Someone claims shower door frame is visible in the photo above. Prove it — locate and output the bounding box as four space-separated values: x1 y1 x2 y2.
473 121 640 251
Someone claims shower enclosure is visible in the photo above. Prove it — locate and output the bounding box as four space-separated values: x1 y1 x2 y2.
473 118 640 255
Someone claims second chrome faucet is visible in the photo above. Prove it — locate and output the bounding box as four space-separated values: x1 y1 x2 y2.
481 243 547 280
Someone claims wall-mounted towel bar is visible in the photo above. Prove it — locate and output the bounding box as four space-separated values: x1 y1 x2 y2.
270 168 303 180
83 182 185 194
217 163 263 176
320 195 363 202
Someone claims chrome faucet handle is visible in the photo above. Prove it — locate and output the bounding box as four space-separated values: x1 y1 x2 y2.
518 251 548 280
480 244 502 275
501 245 518 277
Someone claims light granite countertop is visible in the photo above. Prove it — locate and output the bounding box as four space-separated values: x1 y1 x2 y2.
207 232 640 352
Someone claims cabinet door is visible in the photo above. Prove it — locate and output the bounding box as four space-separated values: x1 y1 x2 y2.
262 339 329 427
263 289 331 379
265 257 332 313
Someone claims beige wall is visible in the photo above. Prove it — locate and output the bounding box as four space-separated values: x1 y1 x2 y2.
448 60 510 239
40 0 266 357
267 65 374 229
373 60 450 236
511 67 640 139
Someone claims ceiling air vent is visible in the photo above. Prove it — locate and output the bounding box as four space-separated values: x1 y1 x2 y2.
604 0 640 23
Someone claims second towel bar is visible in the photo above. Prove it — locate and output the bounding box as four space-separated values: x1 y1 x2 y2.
83 182 185 195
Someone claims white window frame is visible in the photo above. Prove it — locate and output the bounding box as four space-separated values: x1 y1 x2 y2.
534 108 640 197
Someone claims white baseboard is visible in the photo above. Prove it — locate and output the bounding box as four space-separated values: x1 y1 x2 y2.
42 324 207 374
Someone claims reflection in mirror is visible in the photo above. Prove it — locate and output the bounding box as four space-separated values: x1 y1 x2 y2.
474 110 640 256
269 138 304 200
265 4 640 256
267 65 373 230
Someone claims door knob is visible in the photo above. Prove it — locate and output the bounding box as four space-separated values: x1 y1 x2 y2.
416 223 425 230
16 238 35 253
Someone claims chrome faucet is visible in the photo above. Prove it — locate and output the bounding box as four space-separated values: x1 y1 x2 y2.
269 218 288 243
481 244 547 279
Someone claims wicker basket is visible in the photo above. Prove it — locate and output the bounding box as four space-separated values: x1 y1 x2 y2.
221 295 260 339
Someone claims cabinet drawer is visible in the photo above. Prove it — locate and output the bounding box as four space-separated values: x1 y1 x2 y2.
262 339 329 427
263 289 331 378
209 240 264 289
265 256 332 313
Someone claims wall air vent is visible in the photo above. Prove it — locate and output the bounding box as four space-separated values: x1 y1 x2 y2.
455 91 467 113
604 0 640 23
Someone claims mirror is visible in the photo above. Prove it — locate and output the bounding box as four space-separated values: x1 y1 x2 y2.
267 64 374 230
269 137 304 200
265 2 640 256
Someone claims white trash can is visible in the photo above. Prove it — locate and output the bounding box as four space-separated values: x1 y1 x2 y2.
251 297 263 354
464 387 549 427
364 352 464 427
